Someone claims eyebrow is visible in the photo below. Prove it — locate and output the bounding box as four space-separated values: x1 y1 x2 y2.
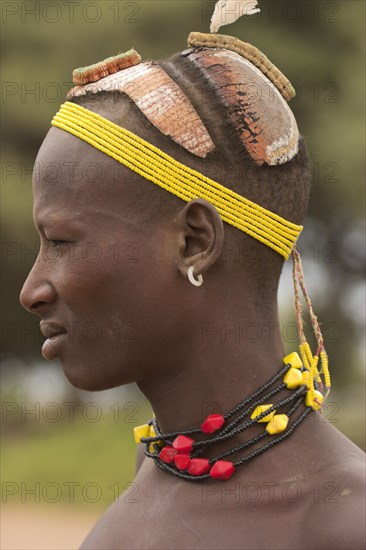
34 216 70 232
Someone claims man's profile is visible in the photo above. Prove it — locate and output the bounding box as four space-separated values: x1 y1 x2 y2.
19 2 365 549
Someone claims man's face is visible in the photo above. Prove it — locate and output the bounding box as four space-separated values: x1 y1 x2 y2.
20 124 185 391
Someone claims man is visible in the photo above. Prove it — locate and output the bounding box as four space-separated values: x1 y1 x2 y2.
20 21 365 550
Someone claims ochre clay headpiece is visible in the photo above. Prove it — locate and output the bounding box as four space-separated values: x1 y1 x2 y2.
68 61 215 158
67 30 299 166
183 33 299 166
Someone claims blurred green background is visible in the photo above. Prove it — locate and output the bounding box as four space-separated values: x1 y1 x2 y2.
1 0 365 548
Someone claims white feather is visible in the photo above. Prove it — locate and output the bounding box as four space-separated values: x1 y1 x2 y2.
210 0 261 33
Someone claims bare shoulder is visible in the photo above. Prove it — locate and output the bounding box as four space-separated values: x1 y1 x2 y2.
305 447 365 550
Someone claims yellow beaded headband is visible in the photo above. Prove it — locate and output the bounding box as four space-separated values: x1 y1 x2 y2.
52 101 302 260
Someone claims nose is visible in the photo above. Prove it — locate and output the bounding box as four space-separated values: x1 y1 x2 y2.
19 259 57 314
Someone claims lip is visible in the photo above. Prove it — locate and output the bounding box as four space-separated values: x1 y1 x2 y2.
40 321 66 339
40 321 67 360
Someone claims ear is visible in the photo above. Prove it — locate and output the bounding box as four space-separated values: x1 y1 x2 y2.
174 198 224 280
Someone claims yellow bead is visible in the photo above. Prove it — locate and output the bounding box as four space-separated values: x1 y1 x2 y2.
133 424 150 444
251 404 276 423
283 367 303 389
302 370 310 387
305 390 324 410
283 352 303 369
266 414 289 435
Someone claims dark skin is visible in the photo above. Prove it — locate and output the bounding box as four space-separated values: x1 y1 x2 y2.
20 102 365 549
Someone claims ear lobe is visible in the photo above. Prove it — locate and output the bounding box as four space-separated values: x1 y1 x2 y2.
175 199 224 280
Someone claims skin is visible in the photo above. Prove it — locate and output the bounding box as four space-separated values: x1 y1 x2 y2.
20 103 365 550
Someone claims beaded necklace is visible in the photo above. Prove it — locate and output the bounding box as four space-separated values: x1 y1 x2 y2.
134 352 324 481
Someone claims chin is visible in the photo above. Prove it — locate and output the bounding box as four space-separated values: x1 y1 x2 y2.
60 357 136 392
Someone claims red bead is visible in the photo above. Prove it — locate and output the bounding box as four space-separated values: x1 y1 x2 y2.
188 458 211 476
159 446 177 464
174 454 191 471
201 414 225 434
210 460 236 480
172 435 195 453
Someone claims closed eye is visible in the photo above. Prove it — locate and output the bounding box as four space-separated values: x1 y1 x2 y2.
49 240 69 247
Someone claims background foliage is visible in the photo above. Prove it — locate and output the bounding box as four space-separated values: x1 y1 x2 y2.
1 0 365 529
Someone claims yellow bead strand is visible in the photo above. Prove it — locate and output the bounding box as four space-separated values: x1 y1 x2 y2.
320 350 331 389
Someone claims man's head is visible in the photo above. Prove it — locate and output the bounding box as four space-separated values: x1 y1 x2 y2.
20 42 312 391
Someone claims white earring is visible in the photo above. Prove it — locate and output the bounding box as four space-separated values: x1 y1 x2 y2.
188 266 203 287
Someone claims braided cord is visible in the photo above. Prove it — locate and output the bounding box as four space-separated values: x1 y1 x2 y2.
291 247 331 396
293 248 324 353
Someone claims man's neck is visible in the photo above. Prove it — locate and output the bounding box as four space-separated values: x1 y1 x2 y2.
138 297 285 434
